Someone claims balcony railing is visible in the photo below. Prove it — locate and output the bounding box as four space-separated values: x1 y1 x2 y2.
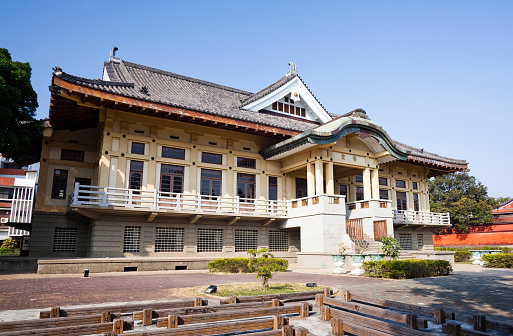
393 210 450 226
69 184 287 217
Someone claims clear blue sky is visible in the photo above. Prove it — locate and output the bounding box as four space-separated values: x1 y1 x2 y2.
2 0 512 198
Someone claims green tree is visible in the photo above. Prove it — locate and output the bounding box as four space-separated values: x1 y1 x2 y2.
429 172 498 231
0 48 41 162
380 236 402 260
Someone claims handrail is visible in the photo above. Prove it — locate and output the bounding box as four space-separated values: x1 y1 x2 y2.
393 210 450 226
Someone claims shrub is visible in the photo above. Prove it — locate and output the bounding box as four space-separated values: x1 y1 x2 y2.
454 250 472 262
380 237 402 260
362 259 453 279
482 253 513 268
207 256 288 275
1 238 16 251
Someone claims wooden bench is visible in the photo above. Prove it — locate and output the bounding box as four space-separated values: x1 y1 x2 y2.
0 312 111 332
220 289 332 304
0 319 133 336
467 315 513 334
133 299 281 320
154 302 311 328
39 298 206 318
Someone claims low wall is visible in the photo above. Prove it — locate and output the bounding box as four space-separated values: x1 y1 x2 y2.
433 232 513 247
0 257 38 272
407 250 455 264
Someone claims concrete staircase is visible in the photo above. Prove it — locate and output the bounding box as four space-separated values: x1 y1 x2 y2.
353 233 382 254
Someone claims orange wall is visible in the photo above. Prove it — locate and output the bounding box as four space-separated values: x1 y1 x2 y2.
433 232 513 246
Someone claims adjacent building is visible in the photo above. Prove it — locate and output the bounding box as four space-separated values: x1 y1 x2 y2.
29 50 468 269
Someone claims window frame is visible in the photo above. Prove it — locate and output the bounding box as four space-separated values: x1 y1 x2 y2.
162 146 185 160
236 157 256 169
201 152 223 165
61 148 85 162
51 169 68 199
131 142 146 155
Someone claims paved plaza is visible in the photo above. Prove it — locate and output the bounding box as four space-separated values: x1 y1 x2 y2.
0 263 512 324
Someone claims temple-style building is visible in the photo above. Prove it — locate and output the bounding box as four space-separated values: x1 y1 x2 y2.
28 49 468 271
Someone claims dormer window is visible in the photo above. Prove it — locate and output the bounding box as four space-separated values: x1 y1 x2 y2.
271 96 306 118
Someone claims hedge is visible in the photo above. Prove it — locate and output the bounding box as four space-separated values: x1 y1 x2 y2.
481 253 513 268
434 246 511 262
208 257 288 273
362 259 453 279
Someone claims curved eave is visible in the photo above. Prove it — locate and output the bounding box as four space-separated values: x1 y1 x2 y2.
260 121 408 161
406 155 469 171
51 76 300 138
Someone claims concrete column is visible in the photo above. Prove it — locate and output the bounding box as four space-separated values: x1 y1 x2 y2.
371 169 379 199
326 161 334 194
363 167 372 200
315 160 323 195
307 163 315 197
285 174 291 200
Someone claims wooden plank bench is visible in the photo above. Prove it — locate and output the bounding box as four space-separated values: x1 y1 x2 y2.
124 315 289 336
467 315 513 334
0 312 111 332
40 298 207 318
343 291 455 323
133 299 281 320
0 319 133 336
322 296 427 330
442 321 491 336
327 307 438 336
154 302 311 328
220 289 332 304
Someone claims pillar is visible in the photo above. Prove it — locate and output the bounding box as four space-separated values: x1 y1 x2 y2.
363 167 371 200
307 163 315 197
326 161 334 194
371 169 379 200
315 160 323 195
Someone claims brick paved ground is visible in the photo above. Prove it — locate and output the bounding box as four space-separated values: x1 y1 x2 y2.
0 264 512 323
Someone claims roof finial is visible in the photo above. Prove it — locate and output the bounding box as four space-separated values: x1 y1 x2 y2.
287 62 298 76
109 46 121 63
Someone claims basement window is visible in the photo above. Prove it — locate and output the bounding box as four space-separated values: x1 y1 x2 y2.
235 230 258 252
155 227 184 252
197 228 223 252
269 231 289 252
123 226 141 253
53 227 77 252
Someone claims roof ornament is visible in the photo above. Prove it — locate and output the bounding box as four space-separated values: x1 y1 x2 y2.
287 62 298 76
52 66 62 76
109 47 122 63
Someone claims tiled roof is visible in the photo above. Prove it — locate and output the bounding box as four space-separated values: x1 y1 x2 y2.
53 60 467 168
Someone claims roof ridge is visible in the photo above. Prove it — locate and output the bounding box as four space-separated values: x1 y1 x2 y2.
121 61 253 96
393 140 468 165
241 74 295 105
57 72 134 88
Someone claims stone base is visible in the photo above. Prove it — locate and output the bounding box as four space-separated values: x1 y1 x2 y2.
37 257 215 274
0 257 38 273
296 252 341 269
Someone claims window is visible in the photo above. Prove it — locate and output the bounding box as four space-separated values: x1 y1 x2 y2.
131 142 145 155
53 228 77 252
129 161 144 190
356 186 364 201
413 194 420 212
269 231 289 252
237 157 256 169
0 187 14 200
61 149 85 162
417 234 424 249
398 233 412 250
200 169 222 197
379 189 389 200
123 226 141 252
412 182 418 190
268 176 278 201
339 185 348 198
162 147 185 160
201 152 222 164
296 178 307 198
396 191 407 211
235 230 258 252
51 169 68 199
237 173 255 200
355 174 363 183
155 227 184 252
160 165 184 194
395 180 406 188
197 228 223 252
379 177 388 186
272 97 306 117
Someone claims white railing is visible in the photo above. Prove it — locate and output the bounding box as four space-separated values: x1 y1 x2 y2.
393 210 450 226
0 186 34 224
69 184 288 217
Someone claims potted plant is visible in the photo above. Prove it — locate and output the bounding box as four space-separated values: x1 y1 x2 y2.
332 243 351 274
347 243 368 275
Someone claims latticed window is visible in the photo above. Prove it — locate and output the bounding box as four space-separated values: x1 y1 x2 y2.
269 230 289 252
237 157 256 169
53 227 77 252
355 174 363 183
201 152 222 164
162 147 185 160
197 228 223 252
417 234 424 249
398 233 412 250
155 227 184 252
123 226 141 252
378 177 388 186
395 180 407 188
379 189 389 200
131 142 145 155
235 230 258 252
